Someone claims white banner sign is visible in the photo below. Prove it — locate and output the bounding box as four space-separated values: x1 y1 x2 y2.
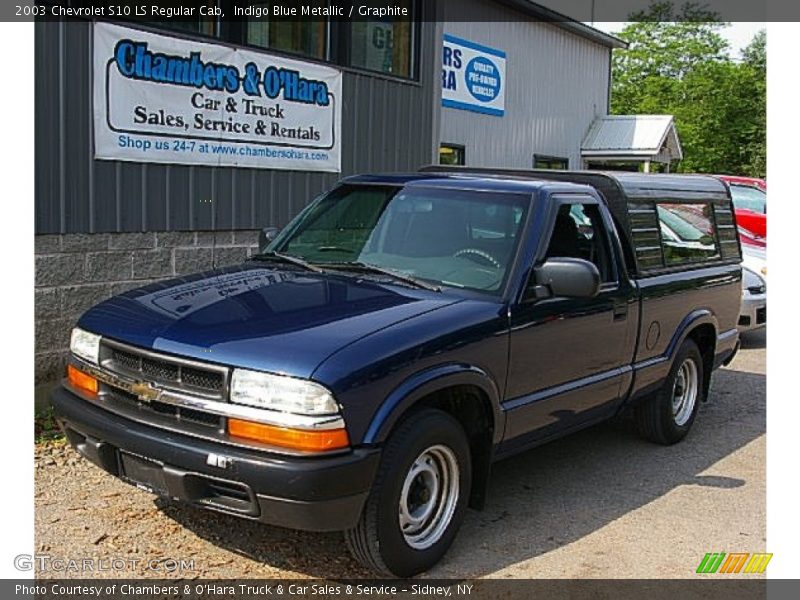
442 34 506 117
93 23 342 171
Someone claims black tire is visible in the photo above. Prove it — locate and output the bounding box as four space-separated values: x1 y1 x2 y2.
344 408 471 577
635 339 704 445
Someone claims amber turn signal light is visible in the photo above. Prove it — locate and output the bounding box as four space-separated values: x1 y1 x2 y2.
227 418 349 452
67 364 98 395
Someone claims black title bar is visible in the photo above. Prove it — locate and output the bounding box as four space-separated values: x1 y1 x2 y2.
4 578 790 600
2 0 772 23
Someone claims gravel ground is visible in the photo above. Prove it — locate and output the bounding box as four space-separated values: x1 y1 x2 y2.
34 328 766 579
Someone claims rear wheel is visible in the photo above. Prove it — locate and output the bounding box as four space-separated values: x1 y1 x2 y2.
344 408 471 577
635 339 703 445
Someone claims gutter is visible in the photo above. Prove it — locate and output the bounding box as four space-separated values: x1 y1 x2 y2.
495 0 629 49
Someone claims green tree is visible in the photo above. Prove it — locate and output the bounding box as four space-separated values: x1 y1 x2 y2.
742 29 766 72
739 30 766 176
611 4 766 177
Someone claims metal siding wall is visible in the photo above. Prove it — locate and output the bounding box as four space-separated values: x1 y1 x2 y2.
35 19 438 235
440 0 611 169
34 19 61 233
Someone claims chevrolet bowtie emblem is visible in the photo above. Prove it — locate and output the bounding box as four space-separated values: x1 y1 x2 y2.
130 381 161 404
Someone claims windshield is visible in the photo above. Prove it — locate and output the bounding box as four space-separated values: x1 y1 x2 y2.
729 184 766 214
269 184 529 294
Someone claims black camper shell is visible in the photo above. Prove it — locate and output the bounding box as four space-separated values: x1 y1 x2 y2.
419 166 741 278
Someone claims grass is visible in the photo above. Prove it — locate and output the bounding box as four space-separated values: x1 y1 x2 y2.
35 406 65 443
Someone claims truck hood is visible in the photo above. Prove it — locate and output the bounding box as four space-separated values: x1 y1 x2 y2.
78 263 461 379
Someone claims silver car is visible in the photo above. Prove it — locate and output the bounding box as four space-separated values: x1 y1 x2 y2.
739 246 766 332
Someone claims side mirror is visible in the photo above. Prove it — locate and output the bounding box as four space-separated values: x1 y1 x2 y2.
258 227 279 251
526 257 601 301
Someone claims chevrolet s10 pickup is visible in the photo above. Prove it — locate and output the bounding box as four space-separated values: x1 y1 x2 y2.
53 168 742 576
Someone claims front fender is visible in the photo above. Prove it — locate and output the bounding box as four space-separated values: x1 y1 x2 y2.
363 363 504 445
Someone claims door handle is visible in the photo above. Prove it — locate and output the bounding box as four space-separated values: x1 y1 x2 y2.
613 301 628 321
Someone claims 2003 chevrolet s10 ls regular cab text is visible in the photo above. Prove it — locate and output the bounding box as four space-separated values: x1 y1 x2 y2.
53 168 742 576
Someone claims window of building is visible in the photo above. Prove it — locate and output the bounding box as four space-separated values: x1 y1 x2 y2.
439 144 465 166
534 155 569 170
144 1 219 37
349 0 414 77
133 1 420 81
245 3 328 59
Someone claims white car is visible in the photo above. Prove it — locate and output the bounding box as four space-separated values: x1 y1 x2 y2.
739 246 766 332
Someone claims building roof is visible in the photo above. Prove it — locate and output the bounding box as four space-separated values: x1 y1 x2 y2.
581 115 683 162
499 1 628 49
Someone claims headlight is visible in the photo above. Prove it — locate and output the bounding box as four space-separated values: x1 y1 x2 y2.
742 267 766 295
230 369 339 415
70 328 101 365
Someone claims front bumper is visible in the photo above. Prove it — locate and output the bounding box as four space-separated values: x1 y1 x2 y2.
738 291 766 332
51 386 380 532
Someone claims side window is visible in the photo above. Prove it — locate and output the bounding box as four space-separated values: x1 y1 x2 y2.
656 203 720 265
545 203 614 282
729 184 766 214
713 203 741 261
629 200 731 273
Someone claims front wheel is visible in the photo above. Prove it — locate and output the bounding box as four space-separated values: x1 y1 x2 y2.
344 408 471 577
635 339 704 445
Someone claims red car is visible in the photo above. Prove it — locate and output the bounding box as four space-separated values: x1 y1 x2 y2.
737 225 766 249
715 175 767 240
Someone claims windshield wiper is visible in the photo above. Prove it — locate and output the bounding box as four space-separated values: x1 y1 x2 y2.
250 251 325 273
321 262 441 292
250 254 440 291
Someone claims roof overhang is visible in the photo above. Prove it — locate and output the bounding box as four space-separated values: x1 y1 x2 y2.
582 150 667 157
581 115 683 164
494 0 628 49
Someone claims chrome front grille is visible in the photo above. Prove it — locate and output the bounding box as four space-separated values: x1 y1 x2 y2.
181 366 224 391
140 355 179 381
100 339 228 399
112 348 140 371
68 337 346 456
107 386 223 430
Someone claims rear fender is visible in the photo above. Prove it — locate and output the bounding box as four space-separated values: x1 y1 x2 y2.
626 310 720 406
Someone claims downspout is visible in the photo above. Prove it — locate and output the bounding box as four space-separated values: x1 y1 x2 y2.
606 47 613 114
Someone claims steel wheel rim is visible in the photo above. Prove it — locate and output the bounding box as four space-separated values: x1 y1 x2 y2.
398 444 460 550
672 358 698 426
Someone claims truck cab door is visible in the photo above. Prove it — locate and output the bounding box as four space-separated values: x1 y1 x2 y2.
501 195 638 451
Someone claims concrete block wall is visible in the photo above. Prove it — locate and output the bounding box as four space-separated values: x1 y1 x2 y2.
34 230 261 408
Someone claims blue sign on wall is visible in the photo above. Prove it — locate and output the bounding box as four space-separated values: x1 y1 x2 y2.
442 34 506 117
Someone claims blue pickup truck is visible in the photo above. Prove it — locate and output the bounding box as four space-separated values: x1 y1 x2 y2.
53 169 741 576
